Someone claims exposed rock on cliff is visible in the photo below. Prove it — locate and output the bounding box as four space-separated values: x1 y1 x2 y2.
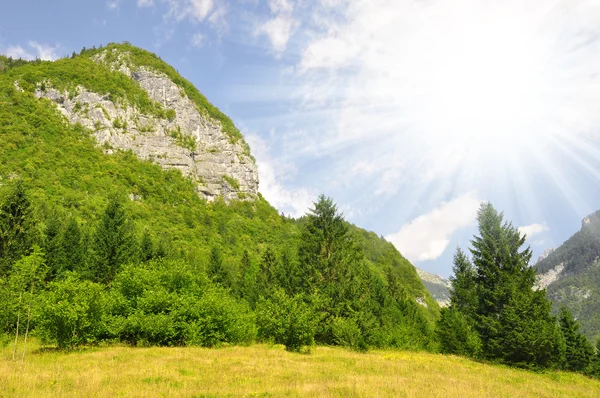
35 47 258 202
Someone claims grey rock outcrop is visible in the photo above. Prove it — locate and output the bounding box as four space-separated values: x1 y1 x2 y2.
35 49 258 202
416 267 451 307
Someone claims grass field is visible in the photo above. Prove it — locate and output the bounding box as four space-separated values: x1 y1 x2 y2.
1 341 599 397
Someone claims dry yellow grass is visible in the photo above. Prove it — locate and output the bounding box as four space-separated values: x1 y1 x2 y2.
1 342 599 397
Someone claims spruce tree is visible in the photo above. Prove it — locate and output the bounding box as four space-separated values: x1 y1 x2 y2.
208 246 230 287
469 203 563 368
436 247 481 357
43 215 64 279
62 217 84 274
258 247 277 293
0 181 35 277
449 247 477 318
591 339 600 378
559 307 594 372
140 230 154 262
92 195 136 284
239 250 261 307
297 195 369 344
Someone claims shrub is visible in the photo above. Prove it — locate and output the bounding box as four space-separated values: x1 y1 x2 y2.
256 289 317 352
35 275 105 349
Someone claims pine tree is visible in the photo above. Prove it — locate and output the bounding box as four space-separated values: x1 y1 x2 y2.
92 195 136 284
274 249 299 295
62 217 84 274
0 181 36 277
297 195 369 344
258 247 277 293
591 339 600 378
559 307 594 372
140 230 154 262
436 247 481 357
43 215 64 279
449 247 477 318
208 246 230 287
469 203 563 368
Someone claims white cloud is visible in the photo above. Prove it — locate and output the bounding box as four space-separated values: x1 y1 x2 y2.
246 133 314 218
137 0 154 7
256 0 295 54
2 42 59 61
386 193 482 262
190 33 206 48
28 41 60 61
300 36 357 72
163 0 214 22
257 14 293 53
106 0 121 9
519 223 549 239
3 46 34 60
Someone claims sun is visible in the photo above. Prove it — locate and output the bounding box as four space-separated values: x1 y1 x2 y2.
389 2 556 154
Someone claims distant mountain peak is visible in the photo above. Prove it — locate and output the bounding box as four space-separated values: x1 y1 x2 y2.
535 248 555 265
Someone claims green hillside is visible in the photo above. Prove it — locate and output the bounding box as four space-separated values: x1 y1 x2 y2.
0 44 438 353
535 211 600 341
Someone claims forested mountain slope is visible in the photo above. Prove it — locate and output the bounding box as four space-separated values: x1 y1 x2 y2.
0 43 438 352
535 210 600 341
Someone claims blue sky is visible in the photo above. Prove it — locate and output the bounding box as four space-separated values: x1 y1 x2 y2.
3 0 600 277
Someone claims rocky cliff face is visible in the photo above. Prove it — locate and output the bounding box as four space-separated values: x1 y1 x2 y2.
416 268 451 307
35 48 258 202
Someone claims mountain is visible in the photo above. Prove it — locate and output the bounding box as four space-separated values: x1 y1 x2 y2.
0 43 439 349
416 268 451 307
534 210 600 341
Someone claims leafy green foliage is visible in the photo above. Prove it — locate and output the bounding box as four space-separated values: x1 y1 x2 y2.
3 56 168 120
256 289 318 352
106 260 255 347
222 175 240 190
35 276 105 349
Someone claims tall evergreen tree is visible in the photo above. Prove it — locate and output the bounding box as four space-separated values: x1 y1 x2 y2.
274 249 299 295
0 181 35 277
258 247 277 294
449 247 477 317
238 250 259 306
43 215 64 279
559 307 594 372
208 246 230 287
297 195 370 344
140 229 154 262
436 247 481 357
62 217 84 274
591 339 600 378
92 195 136 284
469 203 562 368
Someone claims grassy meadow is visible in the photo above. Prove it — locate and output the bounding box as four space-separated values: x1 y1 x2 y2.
1 342 599 397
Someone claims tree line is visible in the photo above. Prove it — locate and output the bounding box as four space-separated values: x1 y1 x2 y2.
0 181 435 354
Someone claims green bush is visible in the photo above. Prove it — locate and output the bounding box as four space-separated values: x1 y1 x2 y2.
106 260 255 347
256 289 317 352
35 275 105 349
182 289 256 347
331 316 367 352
